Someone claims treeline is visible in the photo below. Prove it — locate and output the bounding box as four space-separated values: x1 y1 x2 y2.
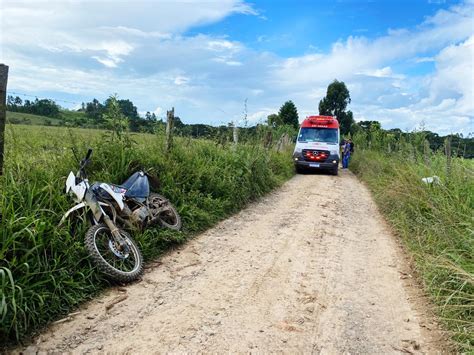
352 120 474 158
7 96 60 117
7 88 473 157
7 95 299 142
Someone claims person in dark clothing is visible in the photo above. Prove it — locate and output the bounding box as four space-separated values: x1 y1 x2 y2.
349 139 354 154
342 140 351 169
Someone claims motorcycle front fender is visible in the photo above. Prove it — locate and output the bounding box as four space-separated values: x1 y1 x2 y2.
58 202 86 226
58 199 110 227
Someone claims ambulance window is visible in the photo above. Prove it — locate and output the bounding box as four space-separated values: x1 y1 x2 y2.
298 128 338 143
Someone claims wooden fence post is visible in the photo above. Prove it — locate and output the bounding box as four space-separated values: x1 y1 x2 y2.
276 132 290 152
232 121 238 146
445 136 452 178
263 130 273 149
0 64 9 175
423 139 431 168
165 107 174 153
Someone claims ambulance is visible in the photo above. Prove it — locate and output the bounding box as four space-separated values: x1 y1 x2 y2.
293 115 340 175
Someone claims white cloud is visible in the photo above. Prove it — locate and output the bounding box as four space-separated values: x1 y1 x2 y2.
92 56 120 68
352 36 473 135
414 56 435 63
246 109 274 125
269 1 473 134
0 0 472 134
174 76 190 86
207 40 240 51
0 0 254 69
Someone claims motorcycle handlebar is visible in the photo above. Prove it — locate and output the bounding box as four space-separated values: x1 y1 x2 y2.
77 148 93 179
85 148 93 161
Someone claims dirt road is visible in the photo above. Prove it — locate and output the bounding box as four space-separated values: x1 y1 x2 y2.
22 170 445 354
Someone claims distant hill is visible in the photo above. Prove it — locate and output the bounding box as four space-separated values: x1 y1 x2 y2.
7 110 90 127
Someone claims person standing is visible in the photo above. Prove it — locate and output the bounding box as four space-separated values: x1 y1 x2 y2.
349 139 354 154
342 139 351 169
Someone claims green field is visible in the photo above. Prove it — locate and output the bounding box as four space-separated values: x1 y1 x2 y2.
0 124 294 344
6 111 63 126
6 110 88 127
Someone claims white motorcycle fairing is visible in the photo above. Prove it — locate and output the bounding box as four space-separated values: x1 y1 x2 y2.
59 200 110 226
65 171 88 202
65 172 76 193
99 183 125 210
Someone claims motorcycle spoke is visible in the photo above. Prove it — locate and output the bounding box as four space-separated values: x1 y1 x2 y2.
93 229 140 273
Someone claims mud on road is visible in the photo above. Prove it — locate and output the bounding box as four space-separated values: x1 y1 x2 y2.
20 170 447 354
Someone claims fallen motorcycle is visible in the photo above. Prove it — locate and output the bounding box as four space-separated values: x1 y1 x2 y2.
60 148 181 282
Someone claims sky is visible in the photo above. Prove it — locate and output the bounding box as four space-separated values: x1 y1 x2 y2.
0 0 473 135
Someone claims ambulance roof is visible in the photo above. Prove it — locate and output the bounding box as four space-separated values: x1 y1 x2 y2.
301 115 339 129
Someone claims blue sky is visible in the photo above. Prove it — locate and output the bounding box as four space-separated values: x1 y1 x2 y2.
1 0 472 134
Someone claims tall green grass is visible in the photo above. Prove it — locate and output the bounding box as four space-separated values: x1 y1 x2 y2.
350 132 473 352
0 124 294 345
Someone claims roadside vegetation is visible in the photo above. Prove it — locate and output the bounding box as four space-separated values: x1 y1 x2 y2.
350 127 473 351
0 113 296 344
3 88 473 350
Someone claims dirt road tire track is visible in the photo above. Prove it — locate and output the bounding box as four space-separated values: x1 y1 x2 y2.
19 170 447 354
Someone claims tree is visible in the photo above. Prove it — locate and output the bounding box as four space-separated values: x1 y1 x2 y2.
173 116 185 129
278 100 299 128
33 98 60 117
267 113 282 127
117 99 139 120
357 120 381 131
319 80 354 135
103 95 129 141
103 97 140 130
85 98 104 121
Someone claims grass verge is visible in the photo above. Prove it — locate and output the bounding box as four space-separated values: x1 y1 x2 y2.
350 149 473 352
0 125 294 345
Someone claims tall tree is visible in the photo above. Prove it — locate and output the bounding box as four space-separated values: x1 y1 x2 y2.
278 100 299 128
319 80 354 135
267 113 282 127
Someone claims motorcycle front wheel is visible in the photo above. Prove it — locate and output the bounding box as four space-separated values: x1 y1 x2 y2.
84 224 143 283
148 193 182 231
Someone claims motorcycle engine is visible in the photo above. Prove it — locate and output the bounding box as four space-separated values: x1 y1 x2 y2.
130 206 149 225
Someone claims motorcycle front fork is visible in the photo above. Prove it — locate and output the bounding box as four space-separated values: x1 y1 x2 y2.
103 215 128 250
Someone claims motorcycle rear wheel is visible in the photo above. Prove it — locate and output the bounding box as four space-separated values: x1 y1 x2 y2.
84 224 143 283
148 193 182 231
